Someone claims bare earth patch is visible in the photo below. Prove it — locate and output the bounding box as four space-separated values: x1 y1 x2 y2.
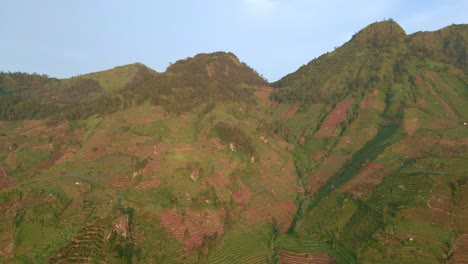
414 75 424 84
133 178 161 190
81 129 112 162
315 100 353 137
256 86 276 109
404 207 452 228
202 171 231 190
243 196 296 233
339 163 389 198
282 105 300 122
232 188 253 205
449 234 468 264
416 97 426 107
0 166 16 189
403 118 420 136
432 119 453 129
107 176 132 189
161 208 226 250
313 150 325 161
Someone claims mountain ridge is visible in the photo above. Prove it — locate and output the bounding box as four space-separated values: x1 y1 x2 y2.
0 20 467 263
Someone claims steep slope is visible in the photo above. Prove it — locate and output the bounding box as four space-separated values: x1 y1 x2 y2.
271 20 468 263
0 21 467 264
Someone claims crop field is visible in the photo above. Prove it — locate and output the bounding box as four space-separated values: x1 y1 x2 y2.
279 250 336 264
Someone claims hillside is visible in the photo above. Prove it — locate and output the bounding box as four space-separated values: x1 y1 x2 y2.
0 21 467 263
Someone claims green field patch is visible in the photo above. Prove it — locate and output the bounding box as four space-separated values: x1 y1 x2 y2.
396 219 456 245
14 223 59 257
14 148 51 169
206 223 274 264
131 119 170 139
278 233 330 253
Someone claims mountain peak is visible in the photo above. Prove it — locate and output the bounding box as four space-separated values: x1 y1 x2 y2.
353 20 406 43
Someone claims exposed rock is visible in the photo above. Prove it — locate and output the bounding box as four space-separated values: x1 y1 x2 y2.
111 214 130 240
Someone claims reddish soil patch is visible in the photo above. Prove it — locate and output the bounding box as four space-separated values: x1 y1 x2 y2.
404 207 452 228
161 208 226 250
81 129 112 162
202 171 231 190
432 119 452 129
315 100 353 137
282 105 300 122
339 162 389 198
393 136 441 157
403 118 420 136
232 188 253 205
54 145 80 165
133 179 161 190
428 195 452 213
118 143 165 175
416 97 426 107
210 137 225 151
450 234 468 263
138 105 165 124
275 135 296 151
257 86 276 109
107 176 132 189
414 75 424 84
0 166 16 189
372 89 379 96
279 250 336 264
313 150 325 161
243 197 296 233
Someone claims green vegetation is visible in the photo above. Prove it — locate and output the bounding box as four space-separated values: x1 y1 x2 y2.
0 21 467 263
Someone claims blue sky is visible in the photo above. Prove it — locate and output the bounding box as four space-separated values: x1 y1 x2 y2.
1 1 467 81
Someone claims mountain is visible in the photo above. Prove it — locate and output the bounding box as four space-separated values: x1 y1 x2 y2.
0 21 467 263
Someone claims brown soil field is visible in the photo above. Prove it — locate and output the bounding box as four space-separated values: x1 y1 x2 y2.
432 119 453 129
161 208 226 250
313 151 325 161
404 208 452 228
315 100 353 137
278 250 336 264
282 105 300 122
256 86 275 109
20 120 68 137
392 136 440 157
414 75 424 84
403 118 420 136
0 166 16 189
416 97 427 107
81 129 112 162
232 188 253 205
133 178 161 190
243 196 296 233
428 195 453 213
449 234 468 263
107 176 132 189
338 163 387 197
202 171 231 190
